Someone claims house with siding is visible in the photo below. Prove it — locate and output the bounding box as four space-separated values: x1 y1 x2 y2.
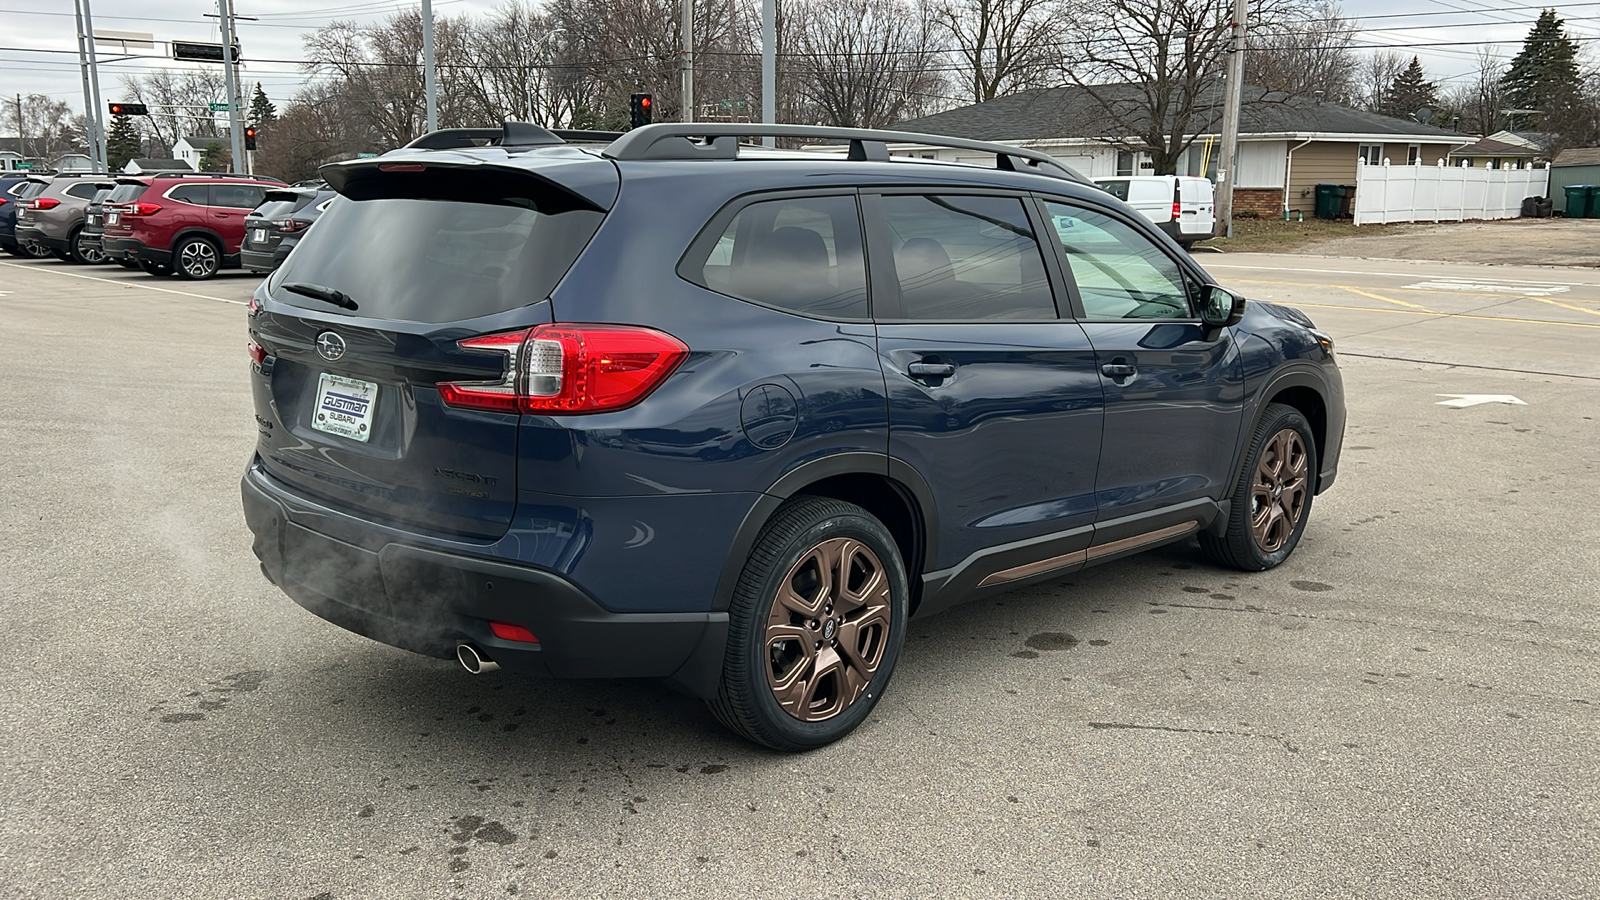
888 86 1470 218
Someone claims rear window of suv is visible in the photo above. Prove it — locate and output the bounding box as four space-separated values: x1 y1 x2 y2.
268 170 604 324
107 183 148 203
252 192 315 219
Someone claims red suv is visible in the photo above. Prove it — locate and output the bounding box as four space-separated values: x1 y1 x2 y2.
102 172 284 280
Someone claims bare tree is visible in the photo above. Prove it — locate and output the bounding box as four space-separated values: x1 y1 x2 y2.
1357 49 1407 113
1441 48 1505 136
1 94 78 161
1247 0 1357 104
116 68 227 154
785 0 945 128
932 0 1066 103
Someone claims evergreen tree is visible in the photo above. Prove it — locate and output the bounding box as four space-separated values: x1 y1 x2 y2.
199 141 231 172
1500 10 1583 133
105 112 142 172
1379 56 1438 121
249 82 276 126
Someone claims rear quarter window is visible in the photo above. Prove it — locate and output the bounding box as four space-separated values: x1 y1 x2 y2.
64 182 103 200
681 194 868 320
169 185 209 205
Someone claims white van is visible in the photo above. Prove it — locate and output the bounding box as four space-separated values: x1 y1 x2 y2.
1093 175 1216 247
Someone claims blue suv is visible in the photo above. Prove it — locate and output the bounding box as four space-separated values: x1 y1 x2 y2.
242 123 1344 750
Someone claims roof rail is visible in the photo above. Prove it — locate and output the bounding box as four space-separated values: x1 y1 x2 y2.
551 129 625 143
404 121 570 151
601 123 1088 183
144 171 284 182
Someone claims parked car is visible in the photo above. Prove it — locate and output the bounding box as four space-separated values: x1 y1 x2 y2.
241 184 338 273
100 172 286 279
1 175 55 258
13 173 117 263
241 123 1345 751
1094 175 1216 247
76 186 123 266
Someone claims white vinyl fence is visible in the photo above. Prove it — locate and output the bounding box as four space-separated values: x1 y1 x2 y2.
1353 162 1550 225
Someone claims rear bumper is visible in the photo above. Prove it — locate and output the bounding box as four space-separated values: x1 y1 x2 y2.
103 237 168 264
14 226 66 251
241 245 290 272
240 459 729 695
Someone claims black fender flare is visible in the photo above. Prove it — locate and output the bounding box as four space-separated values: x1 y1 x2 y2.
709 453 937 613
1216 363 1329 531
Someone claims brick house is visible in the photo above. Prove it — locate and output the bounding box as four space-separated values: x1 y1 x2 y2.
889 86 1470 218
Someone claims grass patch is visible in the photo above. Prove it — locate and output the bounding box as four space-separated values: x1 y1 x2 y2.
1193 217 1409 253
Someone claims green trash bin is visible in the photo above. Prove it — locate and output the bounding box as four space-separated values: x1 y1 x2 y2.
1314 184 1347 220
1563 184 1592 218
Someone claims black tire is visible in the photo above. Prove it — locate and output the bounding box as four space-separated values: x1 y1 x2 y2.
115 258 139 269
1201 403 1318 571
174 236 220 280
69 227 105 265
138 258 175 277
50 247 72 262
708 496 908 751
1 242 22 257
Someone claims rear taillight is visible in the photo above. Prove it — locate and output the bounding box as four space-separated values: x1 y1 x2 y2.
0 197 8 206
1172 201 1182 218
247 339 267 366
127 202 161 217
439 324 689 415
489 621 539 643
30 198 60 211
275 218 305 233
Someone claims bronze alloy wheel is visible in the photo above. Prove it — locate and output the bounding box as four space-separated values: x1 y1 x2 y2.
765 537 892 721
1251 428 1309 553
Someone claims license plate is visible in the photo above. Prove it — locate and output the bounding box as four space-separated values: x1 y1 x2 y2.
252 228 266 244
312 373 378 442
106 212 119 225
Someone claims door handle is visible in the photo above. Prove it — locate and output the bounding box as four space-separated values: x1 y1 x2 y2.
1101 363 1137 379
908 362 956 379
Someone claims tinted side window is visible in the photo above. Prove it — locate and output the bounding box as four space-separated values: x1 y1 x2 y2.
1044 201 1193 320
65 182 102 200
215 184 266 209
1095 180 1130 201
170 185 210 205
880 194 1054 321
692 195 867 319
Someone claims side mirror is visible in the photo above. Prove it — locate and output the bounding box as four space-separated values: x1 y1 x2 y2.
1200 285 1246 330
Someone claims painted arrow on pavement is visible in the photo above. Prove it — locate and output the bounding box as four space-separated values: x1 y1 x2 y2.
1436 394 1528 408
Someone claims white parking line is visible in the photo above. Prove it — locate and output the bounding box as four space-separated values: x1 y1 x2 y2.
0 260 245 305
1207 262 1593 286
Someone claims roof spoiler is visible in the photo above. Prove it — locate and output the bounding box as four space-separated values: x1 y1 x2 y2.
402 122 626 151
601 123 1089 184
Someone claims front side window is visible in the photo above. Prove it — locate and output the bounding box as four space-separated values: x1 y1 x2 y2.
690 195 867 319
879 194 1055 321
1044 201 1193 321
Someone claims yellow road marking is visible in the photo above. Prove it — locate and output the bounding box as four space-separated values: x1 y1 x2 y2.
1521 294 1600 318
1334 284 1432 311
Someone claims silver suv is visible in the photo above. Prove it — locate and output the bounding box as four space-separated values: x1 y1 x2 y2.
14 174 116 264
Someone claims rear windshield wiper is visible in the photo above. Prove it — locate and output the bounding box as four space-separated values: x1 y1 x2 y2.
281 281 358 311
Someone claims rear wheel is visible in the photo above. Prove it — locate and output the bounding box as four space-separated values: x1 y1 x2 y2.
175 236 220 280
19 240 51 259
138 258 174 277
1201 403 1317 571
708 496 907 751
69 228 105 265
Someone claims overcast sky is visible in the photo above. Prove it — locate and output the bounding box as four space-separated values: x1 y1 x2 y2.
1 0 1593 117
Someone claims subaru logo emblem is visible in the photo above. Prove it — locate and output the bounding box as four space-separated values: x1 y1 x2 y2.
315 331 347 362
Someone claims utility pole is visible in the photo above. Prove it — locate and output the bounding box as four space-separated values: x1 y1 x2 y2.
761 0 775 146
1214 0 1247 238
680 0 694 123
421 0 438 133
216 0 245 172
14 94 24 164
81 0 107 170
73 0 99 169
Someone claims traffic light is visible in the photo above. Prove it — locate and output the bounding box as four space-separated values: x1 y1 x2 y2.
244 125 258 151
629 93 652 129
108 101 148 116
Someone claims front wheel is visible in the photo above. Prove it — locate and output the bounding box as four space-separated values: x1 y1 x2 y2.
708 496 908 751
1201 403 1318 571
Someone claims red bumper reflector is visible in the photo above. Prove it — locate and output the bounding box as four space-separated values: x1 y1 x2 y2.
489 621 539 644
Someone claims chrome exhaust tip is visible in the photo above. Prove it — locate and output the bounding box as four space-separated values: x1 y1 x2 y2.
456 642 500 675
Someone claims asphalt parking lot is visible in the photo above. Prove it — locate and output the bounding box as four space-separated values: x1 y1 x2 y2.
1 254 1596 899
